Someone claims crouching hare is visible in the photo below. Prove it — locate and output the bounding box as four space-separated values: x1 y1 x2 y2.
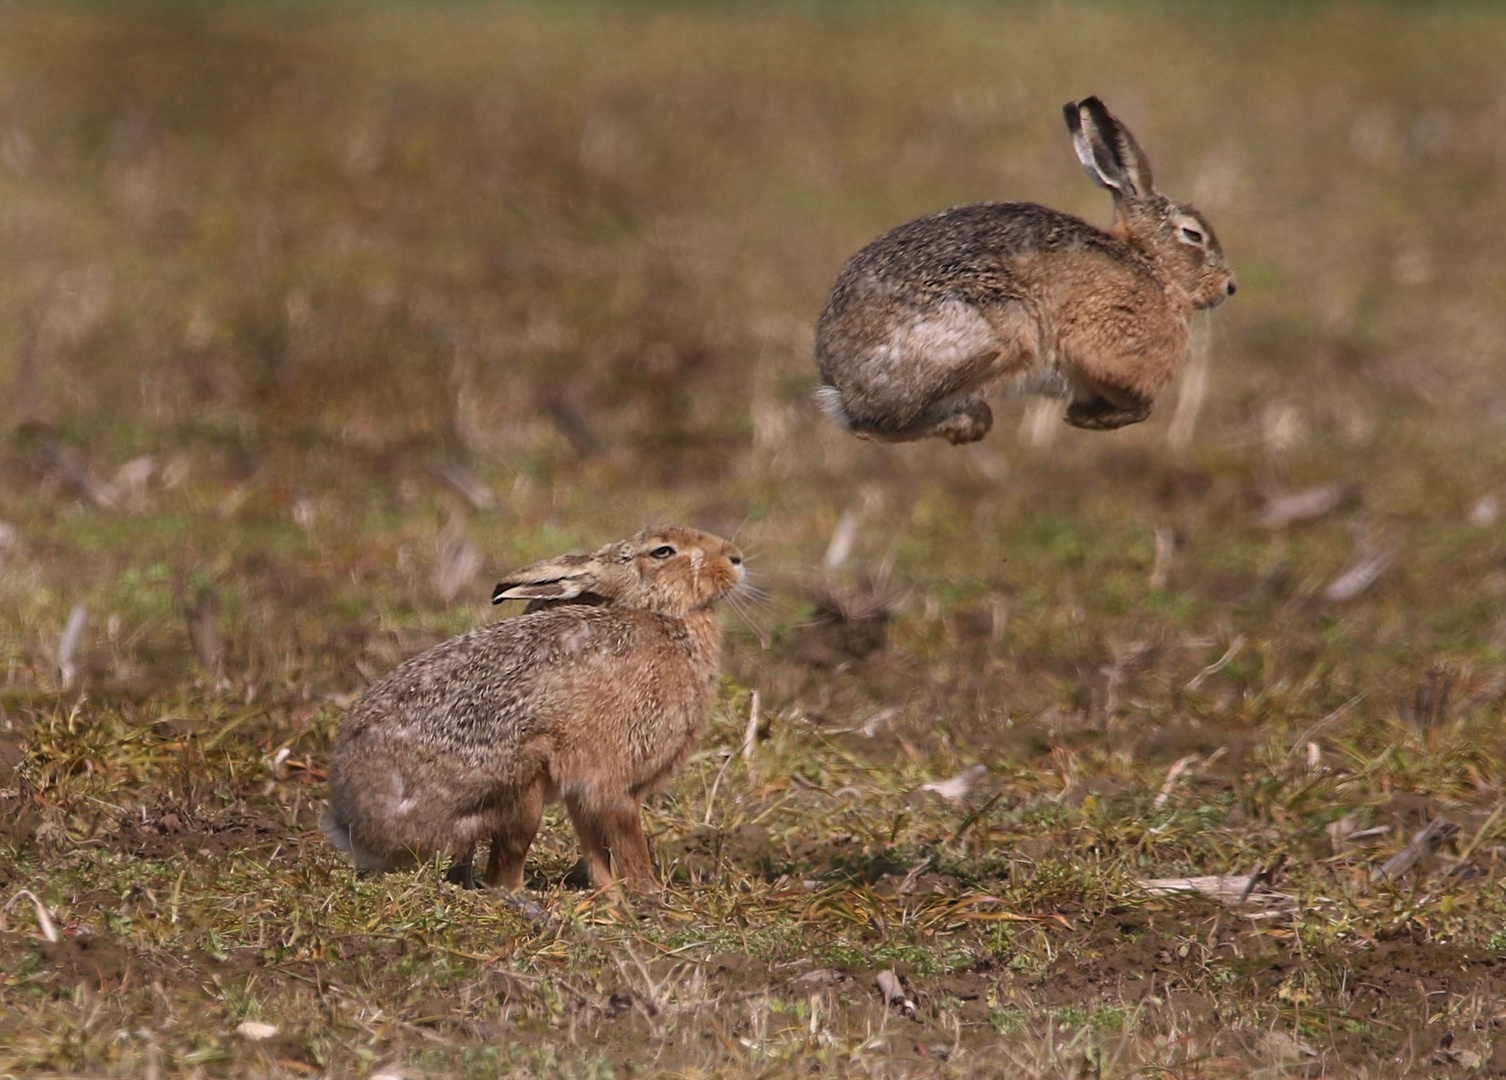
815 96 1236 443
323 525 744 894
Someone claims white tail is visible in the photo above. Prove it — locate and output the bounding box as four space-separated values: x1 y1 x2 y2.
813 384 853 430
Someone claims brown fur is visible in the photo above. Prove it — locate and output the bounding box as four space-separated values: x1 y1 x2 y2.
322 525 744 894
815 96 1236 443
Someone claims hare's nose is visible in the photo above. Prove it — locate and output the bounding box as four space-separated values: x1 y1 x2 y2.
1225 280 1238 296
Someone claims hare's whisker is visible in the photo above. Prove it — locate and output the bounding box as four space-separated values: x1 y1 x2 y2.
724 594 773 648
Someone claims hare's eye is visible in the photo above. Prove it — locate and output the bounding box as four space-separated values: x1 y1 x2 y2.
649 545 676 559
1179 225 1205 245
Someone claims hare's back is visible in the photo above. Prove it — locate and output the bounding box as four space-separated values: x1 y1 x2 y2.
831 202 1124 306
340 607 695 754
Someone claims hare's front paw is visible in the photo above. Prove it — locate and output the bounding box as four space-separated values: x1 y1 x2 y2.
1065 395 1152 431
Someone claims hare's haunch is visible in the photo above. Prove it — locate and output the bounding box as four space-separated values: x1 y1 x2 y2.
322 525 744 893
815 96 1236 444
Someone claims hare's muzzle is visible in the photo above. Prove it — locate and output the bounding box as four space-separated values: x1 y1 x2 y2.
1197 276 1237 310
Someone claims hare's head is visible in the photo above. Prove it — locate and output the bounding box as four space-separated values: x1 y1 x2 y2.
492 525 744 618
1065 97 1236 311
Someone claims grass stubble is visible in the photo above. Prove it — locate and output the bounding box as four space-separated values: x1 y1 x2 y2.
2 3 1506 1078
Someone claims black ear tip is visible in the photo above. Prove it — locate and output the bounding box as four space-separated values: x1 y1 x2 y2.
491 586 507 604
1060 100 1084 135
1080 96 1114 127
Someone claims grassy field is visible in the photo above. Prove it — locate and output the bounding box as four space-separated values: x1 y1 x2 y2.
2 3 1506 1077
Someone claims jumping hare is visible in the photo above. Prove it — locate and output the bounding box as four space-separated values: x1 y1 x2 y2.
815 96 1236 443
322 525 745 894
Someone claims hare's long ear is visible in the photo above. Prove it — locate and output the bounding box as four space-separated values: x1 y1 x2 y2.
1064 97 1155 200
492 552 601 605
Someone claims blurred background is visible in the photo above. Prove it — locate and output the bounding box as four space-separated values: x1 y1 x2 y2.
1 0 1503 719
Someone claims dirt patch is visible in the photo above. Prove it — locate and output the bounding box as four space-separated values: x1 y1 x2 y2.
1020 903 1506 1075
107 802 293 861
662 824 781 885
0 728 25 773
2 931 172 992
0 727 41 853
839 899 1506 1074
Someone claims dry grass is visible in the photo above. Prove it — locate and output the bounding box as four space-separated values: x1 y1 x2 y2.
3 3 1506 1077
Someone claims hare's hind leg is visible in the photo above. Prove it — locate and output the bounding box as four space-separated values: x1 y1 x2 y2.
884 298 1049 444
821 299 1016 446
482 777 545 892
818 382 993 445
863 337 1003 445
850 396 993 444
919 397 993 444
446 849 478 888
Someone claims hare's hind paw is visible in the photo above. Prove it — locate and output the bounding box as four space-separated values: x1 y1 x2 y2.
446 855 479 889
1065 395 1152 431
933 400 993 445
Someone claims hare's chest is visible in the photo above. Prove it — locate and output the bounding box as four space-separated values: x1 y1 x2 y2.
627 675 715 762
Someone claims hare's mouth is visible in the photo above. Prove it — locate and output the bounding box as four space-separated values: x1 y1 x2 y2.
1198 278 1237 310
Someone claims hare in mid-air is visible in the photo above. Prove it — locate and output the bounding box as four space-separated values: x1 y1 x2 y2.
815 96 1236 444
322 525 745 894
